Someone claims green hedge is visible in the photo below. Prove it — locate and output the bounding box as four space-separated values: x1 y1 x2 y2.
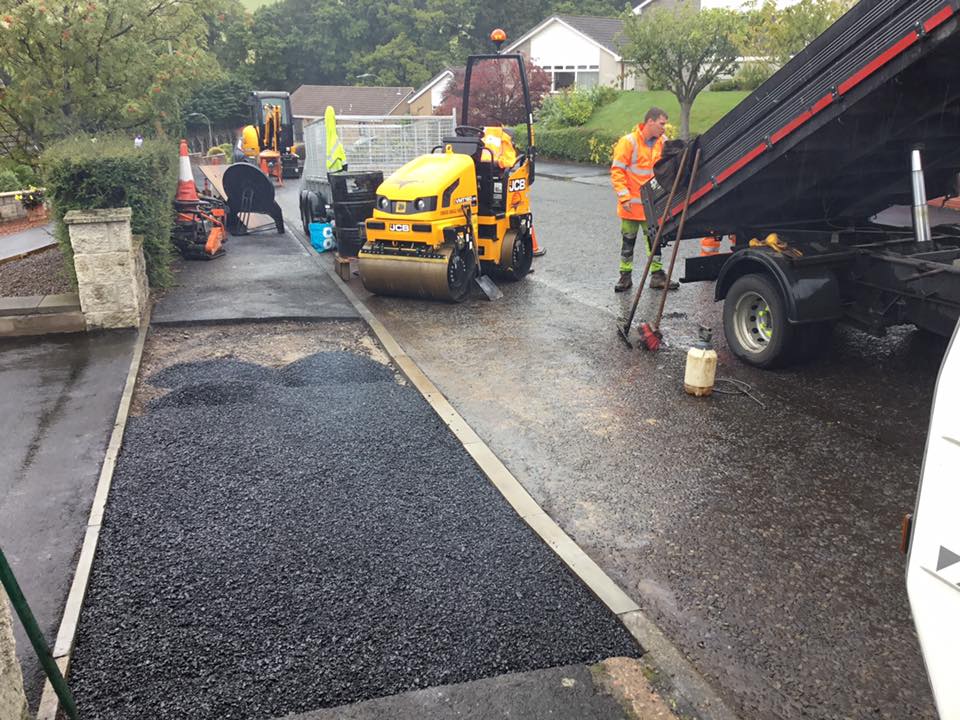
515 126 622 165
41 135 178 287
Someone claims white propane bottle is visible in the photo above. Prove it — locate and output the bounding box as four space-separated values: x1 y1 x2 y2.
684 326 717 397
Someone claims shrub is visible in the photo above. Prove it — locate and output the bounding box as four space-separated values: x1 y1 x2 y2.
15 186 45 209
711 77 738 91
41 134 178 287
15 164 38 187
735 61 775 90
0 169 20 192
537 86 622 129
538 90 596 128
588 85 620 109
514 126 622 165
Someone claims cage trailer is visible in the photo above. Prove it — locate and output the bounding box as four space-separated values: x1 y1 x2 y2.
642 0 960 367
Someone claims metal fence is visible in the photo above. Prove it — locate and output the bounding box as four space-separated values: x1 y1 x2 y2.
302 114 457 180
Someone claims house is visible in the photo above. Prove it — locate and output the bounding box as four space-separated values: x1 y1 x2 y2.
407 68 458 115
502 14 637 92
289 85 414 137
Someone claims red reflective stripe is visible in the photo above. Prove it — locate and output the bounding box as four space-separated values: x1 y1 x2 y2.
838 32 918 95
704 4 955 199
771 110 813 145
689 183 713 204
924 4 955 32
810 93 834 114
716 143 767 185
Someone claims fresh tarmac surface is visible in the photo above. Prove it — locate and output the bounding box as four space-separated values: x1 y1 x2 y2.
152 226 356 325
0 330 135 707
68 323 640 719
300 173 946 719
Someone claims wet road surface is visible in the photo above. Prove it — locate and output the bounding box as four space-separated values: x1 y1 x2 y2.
335 175 944 719
0 330 135 706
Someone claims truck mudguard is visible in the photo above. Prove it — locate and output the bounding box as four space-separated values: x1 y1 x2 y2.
715 248 843 324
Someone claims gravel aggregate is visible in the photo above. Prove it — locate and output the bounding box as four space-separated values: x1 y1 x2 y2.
0 246 71 297
69 350 639 719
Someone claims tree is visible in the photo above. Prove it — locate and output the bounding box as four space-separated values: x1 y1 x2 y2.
436 58 551 126
620 3 740 140
737 0 854 64
0 0 221 161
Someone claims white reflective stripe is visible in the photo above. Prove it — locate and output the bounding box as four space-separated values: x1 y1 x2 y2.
612 160 629 170
631 167 654 176
616 189 630 196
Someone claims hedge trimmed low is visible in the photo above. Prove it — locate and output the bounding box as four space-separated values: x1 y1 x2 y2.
514 126 621 165
41 135 178 287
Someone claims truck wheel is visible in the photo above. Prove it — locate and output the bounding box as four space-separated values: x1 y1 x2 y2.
723 273 794 368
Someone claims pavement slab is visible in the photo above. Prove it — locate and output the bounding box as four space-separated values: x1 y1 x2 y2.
68 323 640 720
0 329 136 707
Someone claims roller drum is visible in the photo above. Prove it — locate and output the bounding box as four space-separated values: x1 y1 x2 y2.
358 243 476 302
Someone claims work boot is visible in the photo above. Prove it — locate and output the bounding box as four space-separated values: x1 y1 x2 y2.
650 270 679 290
614 271 633 293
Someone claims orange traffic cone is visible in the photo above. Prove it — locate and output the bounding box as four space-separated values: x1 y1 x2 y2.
176 139 199 222
532 225 545 256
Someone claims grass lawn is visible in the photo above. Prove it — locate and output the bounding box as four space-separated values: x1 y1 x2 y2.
584 90 750 136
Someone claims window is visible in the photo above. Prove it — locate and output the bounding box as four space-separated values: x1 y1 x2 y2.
578 71 599 89
554 71 576 91
543 66 602 92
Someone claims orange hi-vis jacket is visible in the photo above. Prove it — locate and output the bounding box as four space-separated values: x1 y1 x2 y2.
611 128 664 221
482 126 518 169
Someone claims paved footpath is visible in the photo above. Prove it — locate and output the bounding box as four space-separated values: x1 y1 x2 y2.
0 330 136 707
0 224 55 263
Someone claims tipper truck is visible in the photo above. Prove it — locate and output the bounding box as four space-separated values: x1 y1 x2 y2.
642 0 960 368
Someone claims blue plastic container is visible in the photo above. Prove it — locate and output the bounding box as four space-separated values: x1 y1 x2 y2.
309 222 335 253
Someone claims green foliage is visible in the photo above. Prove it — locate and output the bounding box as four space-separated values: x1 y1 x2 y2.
41 135 178 287
0 0 224 161
513 125 621 164
735 61 775 90
0 170 20 192
183 75 254 128
736 0 854 64
620 4 741 139
538 86 622 129
538 90 596 128
710 77 739 92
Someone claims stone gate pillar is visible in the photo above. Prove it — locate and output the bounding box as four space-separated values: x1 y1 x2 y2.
64 208 149 329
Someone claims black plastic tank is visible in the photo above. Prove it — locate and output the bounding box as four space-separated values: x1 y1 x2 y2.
328 170 383 257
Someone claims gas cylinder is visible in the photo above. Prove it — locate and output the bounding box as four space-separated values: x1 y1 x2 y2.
684 326 717 396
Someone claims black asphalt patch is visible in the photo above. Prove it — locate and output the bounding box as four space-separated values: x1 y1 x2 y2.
69 350 639 719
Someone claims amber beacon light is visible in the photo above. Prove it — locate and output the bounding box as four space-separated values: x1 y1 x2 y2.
490 28 507 51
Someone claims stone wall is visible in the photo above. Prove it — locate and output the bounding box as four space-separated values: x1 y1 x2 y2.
65 207 149 330
0 191 27 222
0 589 30 720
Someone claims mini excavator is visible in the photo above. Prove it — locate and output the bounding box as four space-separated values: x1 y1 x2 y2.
357 29 537 302
240 91 301 182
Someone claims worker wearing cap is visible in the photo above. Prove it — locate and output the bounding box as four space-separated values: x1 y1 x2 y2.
610 107 678 292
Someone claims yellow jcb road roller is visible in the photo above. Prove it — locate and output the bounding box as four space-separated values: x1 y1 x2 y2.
357 32 537 302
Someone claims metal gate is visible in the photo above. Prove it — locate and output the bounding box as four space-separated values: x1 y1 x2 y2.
302 114 457 180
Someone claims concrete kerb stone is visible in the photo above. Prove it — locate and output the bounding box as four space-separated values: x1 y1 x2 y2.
287 223 741 720
35 310 150 720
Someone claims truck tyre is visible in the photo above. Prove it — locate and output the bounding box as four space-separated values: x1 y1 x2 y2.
723 273 795 368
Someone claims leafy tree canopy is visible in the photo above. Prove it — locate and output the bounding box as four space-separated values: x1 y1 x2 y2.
0 0 224 161
620 3 740 139
736 0 854 64
437 59 551 126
